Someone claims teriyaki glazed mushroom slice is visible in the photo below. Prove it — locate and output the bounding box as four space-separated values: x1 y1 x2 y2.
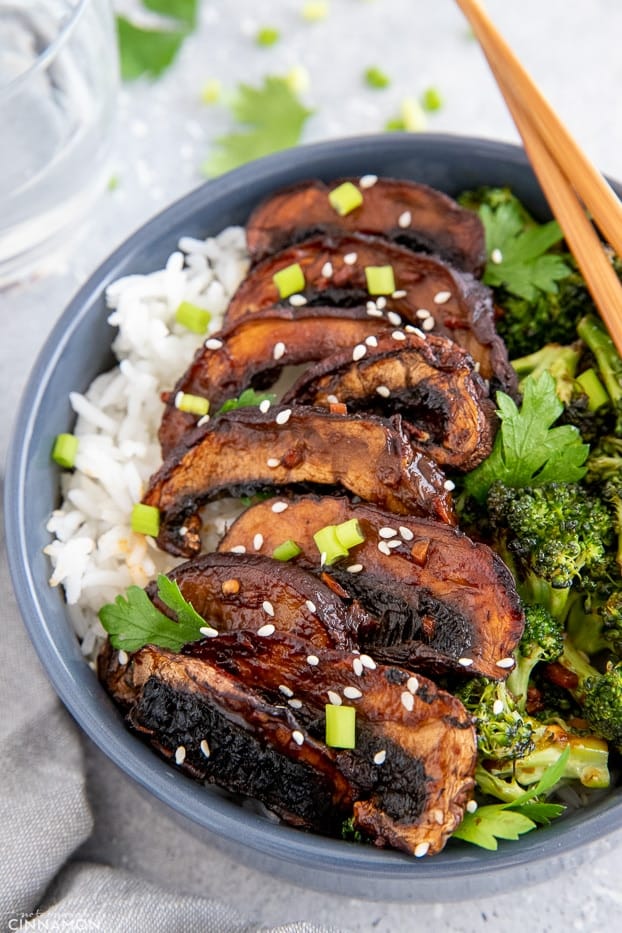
222 232 516 394
159 305 397 457
142 406 456 557
218 495 525 681
283 329 497 472
99 630 477 856
245 176 487 274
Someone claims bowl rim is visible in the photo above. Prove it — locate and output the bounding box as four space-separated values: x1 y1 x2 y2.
6 131 622 892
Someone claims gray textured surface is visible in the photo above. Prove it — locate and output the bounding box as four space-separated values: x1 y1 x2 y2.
3 1 622 929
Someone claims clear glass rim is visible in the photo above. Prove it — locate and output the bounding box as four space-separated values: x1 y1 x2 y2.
0 0 93 98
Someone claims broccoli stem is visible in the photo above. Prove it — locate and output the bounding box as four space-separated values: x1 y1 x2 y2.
577 315 622 407
511 344 580 405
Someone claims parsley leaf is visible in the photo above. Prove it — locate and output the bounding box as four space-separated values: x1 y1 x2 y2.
204 76 314 177
453 748 568 850
116 1 198 81
98 573 209 653
217 388 277 414
480 201 570 300
464 371 589 503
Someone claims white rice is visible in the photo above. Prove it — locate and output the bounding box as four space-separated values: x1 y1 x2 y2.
45 226 251 662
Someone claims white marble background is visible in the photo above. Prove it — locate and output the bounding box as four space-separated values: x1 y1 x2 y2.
3 1 622 929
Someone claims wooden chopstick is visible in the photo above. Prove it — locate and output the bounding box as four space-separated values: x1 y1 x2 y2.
455 0 622 357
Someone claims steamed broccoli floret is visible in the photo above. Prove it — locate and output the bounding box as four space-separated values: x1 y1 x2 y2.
506 605 564 710
553 637 622 749
512 343 581 405
486 481 614 623
456 678 534 762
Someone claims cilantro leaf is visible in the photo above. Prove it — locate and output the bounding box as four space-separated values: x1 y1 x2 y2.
217 388 277 414
98 574 209 653
204 76 313 177
464 371 589 503
480 201 570 300
116 16 188 81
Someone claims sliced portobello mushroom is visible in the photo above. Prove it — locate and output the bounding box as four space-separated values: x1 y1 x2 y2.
99 630 476 855
146 552 368 649
246 176 487 275
222 233 515 394
218 495 524 680
143 406 456 557
159 306 396 458
283 330 497 472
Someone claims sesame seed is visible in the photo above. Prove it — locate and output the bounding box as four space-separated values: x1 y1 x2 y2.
273 341 286 361
391 330 406 341
474 361 481 373
262 599 275 616
376 296 387 310
346 563 363 573
292 730 304 746
327 690 342 706
398 210 412 228
466 800 478 814
422 317 435 331
271 501 288 513
359 173 378 188
432 808 445 825
379 526 398 538
197 415 210 427
360 654 376 670
458 657 474 667
344 686 363 700
353 658 364 676
387 311 402 326
326 394 339 404
289 293 307 307
401 691 414 712
305 599 317 614
200 739 210 758
407 676 419 694
392 289 407 299
322 261 334 278
253 533 264 550
409 326 426 339
492 699 504 715
320 551 327 567
387 539 401 549
276 408 292 425
375 385 391 398
415 308 431 320
257 623 275 637
229 544 246 554
373 750 387 765
289 698 302 709
200 626 219 638
118 650 129 665
367 306 383 318
377 541 391 556
344 251 358 265
259 399 271 414
365 335 378 347
266 457 280 468
444 479 456 491
279 684 294 697
175 746 186 765
414 842 430 858
352 343 367 361
205 337 223 350
491 248 503 264
496 657 515 669
399 526 414 541
433 290 452 304
307 654 320 666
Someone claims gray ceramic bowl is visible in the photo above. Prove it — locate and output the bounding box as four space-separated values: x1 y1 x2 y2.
6 133 622 901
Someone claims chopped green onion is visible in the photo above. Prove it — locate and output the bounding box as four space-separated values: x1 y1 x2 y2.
272 539 302 561
302 1 329 22
175 392 210 416
328 181 363 217
313 524 349 565
107 174 119 191
334 519 365 550
385 97 427 133
285 65 310 94
175 301 212 334
421 86 443 112
576 368 610 411
51 433 78 469
256 26 280 46
131 503 160 537
273 262 306 298
325 704 356 748
200 79 222 105
365 265 396 295
364 66 390 89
